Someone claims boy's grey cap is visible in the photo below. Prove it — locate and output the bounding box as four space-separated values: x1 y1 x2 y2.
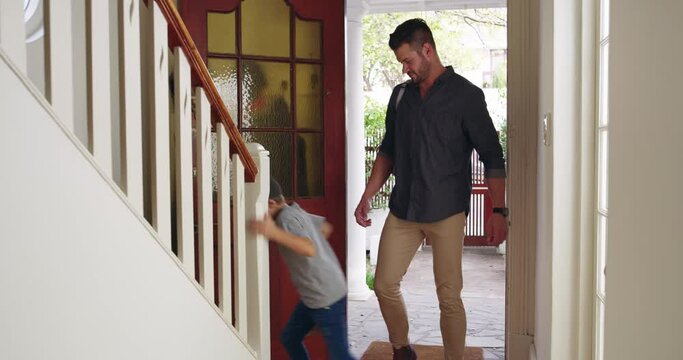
269 179 283 199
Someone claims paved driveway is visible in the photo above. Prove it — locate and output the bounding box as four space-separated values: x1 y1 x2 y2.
348 247 505 360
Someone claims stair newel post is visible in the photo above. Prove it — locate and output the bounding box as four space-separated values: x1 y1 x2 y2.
245 143 271 360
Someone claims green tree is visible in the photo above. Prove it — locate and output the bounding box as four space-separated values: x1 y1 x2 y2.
362 13 412 90
492 59 507 89
364 96 386 136
499 121 508 161
362 9 507 91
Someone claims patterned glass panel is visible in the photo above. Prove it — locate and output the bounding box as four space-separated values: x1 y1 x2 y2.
297 133 323 197
241 60 292 129
295 17 322 60
241 0 290 57
296 64 323 129
207 58 238 121
243 132 293 197
208 12 236 54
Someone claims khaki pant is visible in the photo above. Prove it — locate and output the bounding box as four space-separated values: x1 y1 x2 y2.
374 212 466 360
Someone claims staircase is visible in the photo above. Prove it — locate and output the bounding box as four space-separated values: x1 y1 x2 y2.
0 1 270 359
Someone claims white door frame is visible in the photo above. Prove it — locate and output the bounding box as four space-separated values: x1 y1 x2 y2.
506 0 539 358
344 1 542 358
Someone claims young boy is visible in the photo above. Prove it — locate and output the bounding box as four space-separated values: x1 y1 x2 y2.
249 179 355 360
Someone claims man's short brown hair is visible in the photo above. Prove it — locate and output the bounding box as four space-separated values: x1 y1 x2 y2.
388 18 436 51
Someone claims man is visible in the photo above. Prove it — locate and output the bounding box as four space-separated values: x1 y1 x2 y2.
354 19 508 360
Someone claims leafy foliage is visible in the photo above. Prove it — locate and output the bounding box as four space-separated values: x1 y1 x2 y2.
366 266 375 290
492 59 507 89
364 97 386 136
362 9 506 91
499 121 508 160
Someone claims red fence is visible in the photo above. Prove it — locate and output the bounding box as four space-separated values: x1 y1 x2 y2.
466 150 499 246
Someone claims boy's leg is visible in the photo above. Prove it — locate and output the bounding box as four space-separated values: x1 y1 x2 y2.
310 296 355 360
374 214 425 348
281 301 315 360
424 212 467 360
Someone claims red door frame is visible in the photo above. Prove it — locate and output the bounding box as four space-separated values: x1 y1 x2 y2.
180 1 346 358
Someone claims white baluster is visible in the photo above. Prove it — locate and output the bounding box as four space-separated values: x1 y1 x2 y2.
119 0 144 213
173 47 194 274
86 0 113 176
216 122 232 321
245 143 271 359
232 155 248 339
44 0 74 131
195 87 214 299
148 2 171 246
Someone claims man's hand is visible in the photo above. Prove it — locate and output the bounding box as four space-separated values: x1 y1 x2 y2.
485 213 508 245
354 197 372 227
248 214 277 239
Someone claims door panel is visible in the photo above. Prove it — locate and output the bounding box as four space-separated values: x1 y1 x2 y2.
180 1 345 358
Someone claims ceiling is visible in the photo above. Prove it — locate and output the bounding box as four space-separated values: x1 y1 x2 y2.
359 0 506 14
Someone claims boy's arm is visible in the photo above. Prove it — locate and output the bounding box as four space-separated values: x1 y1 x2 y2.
307 213 333 239
249 215 316 257
320 221 333 239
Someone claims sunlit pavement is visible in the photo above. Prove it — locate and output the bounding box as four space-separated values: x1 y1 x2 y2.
349 247 506 360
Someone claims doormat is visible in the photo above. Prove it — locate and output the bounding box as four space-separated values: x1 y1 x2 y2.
361 341 484 360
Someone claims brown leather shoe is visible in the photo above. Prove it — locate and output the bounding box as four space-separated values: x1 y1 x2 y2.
392 345 417 360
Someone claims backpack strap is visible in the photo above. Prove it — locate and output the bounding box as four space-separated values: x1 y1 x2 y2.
395 81 410 112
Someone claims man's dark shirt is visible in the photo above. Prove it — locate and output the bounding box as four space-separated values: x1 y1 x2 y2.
378 66 506 223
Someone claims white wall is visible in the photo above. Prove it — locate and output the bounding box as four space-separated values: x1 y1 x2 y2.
534 0 553 357
604 1 683 359
0 56 255 360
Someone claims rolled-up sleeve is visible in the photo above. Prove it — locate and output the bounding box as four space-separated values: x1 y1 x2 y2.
463 88 506 178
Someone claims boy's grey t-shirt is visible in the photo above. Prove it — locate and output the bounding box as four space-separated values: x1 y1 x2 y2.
275 203 347 309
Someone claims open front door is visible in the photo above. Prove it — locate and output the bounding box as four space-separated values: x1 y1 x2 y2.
180 0 346 358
